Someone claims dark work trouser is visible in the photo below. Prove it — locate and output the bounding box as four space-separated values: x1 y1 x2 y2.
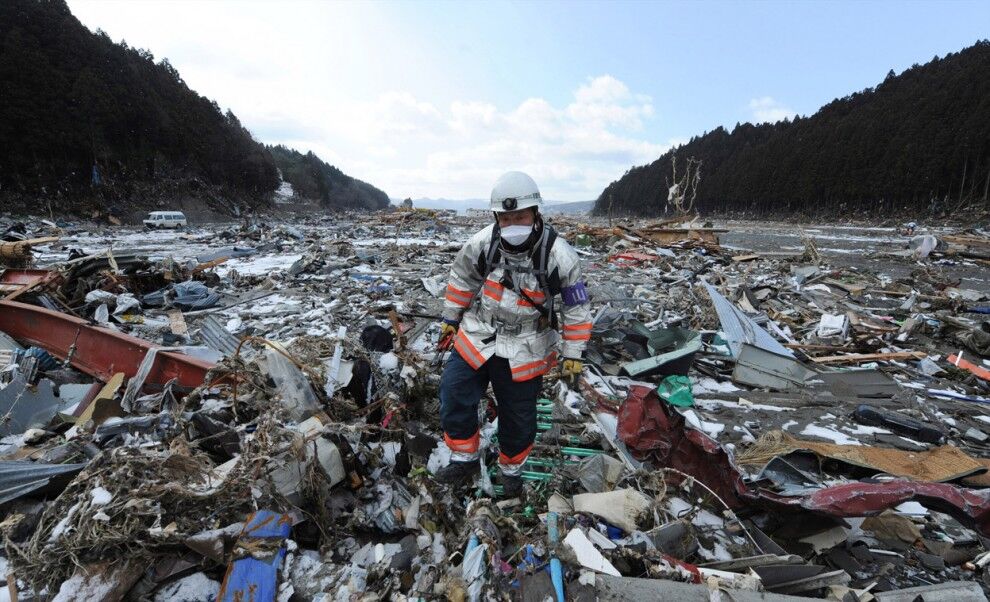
439 352 541 476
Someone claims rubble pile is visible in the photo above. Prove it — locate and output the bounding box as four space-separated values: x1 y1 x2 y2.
1 211 990 600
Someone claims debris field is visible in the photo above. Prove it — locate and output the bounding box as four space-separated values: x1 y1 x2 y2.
1 211 990 601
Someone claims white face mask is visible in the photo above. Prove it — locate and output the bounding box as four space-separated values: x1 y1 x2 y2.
501 224 533 246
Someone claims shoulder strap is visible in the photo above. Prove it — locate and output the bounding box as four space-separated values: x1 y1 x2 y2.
476 224 501 278
536 225 559 294
535 224 560 328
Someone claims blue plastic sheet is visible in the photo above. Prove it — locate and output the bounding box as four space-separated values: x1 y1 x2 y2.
219 510 291 602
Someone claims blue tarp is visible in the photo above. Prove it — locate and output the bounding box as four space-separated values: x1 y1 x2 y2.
219 510 291 602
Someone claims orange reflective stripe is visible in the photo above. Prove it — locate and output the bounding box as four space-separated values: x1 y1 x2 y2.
513 364 551 381
564 322 593 332
499 444 534 465
446 284 473 300
444 431 480 453
445 293 471 307
511 352 557 382
516 288 547 307
454 330 485 369
446 284 474 307
511 357 547 375
563 332 592 341
483 279 504 302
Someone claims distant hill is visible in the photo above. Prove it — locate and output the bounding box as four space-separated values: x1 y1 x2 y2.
595 40 990 219
543 200 594 215
395 198 488 213
268 146 390 211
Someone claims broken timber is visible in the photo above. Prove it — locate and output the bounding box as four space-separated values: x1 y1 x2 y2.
0 237 60 262
809 351 926 365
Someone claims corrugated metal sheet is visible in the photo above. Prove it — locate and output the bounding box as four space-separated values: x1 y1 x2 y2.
0 374 74 437
0 460 87 504
197 315 242 358
733 344 815 390
703 282 793 358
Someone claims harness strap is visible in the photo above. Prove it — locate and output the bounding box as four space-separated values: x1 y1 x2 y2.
474 222 559 327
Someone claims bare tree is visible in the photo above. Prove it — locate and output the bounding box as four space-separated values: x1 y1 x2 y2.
665 154 702 216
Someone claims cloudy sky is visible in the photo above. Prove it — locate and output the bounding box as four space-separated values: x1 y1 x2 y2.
68 0 990 202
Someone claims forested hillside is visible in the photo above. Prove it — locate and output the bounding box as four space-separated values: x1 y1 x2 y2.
268 146 390 211
0 0 280 215
0 0 390 217
594 41 990 218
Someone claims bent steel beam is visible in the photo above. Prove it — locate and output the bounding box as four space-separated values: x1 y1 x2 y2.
0 299 213 391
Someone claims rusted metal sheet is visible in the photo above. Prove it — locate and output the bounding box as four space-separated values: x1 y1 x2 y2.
0 268 60 300
616 384 990 536
0 269 56 286
0 299 213 391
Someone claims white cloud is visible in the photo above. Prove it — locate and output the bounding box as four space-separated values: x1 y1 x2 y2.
748 96 797 123
278 76 669 200
66 1 668 201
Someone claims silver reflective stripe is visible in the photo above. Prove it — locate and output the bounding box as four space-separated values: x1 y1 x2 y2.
451 450 479 463
499 462 524 476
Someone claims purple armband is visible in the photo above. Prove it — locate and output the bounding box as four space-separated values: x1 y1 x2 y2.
561 282 589 306
443 318 461 327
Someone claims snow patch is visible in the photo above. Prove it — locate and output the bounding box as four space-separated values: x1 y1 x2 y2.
90 487 112 506
800 424 861 446
152 572 221 602
217 254 303 277
692 377 740 395
52 571 117 602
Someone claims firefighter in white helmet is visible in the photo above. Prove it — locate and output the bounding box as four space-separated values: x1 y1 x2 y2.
435 171 592 497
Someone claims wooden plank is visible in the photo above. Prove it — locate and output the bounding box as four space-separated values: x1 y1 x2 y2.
783 343 857 351
810 351 926 365
75 372 125 425
16 236 60 246
943 235 990 248
388 310 407 350
192 256 229 274
823 279 867 295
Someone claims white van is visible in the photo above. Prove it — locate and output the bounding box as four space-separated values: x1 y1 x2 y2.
143 211 187 229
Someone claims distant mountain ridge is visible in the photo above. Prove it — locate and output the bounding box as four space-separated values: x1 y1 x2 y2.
595 40 990 218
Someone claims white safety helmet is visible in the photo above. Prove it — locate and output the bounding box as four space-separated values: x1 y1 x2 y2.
490 171 542 213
